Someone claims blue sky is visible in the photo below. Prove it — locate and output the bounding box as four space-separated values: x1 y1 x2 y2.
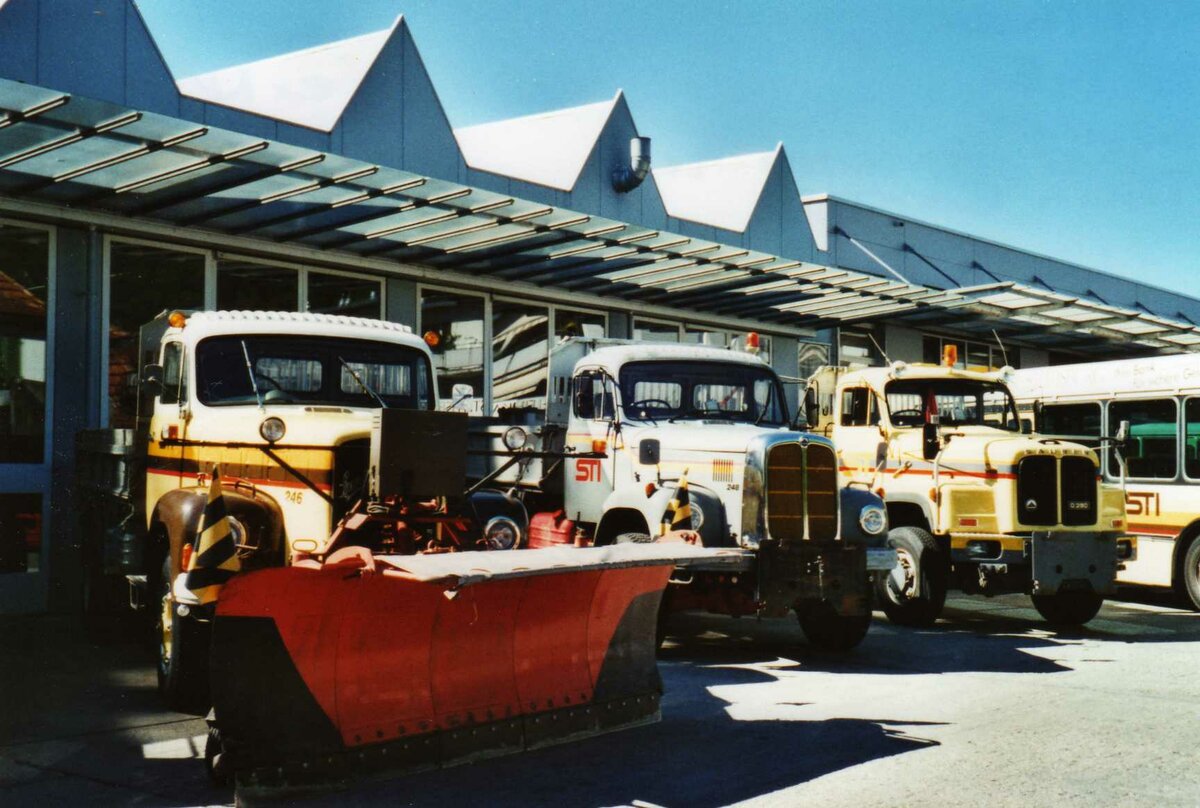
136 0 1199 289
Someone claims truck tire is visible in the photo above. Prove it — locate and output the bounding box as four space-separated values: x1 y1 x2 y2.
156 557 210 714
875 526 947 627
796 601 871 652
1174 533 1200 611
615 532 656 544
1031 591 1104 626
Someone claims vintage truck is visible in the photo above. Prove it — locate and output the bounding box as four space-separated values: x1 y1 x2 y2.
78 309 528 711
470 338 897 651
803 349 1126 626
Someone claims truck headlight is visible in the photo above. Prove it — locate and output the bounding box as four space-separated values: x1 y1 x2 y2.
483 516 521 550
259 417 286 443
859 505 887 535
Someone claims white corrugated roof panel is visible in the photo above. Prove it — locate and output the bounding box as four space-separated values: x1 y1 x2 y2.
177 23 396 132
654 145 780 233
454 94 619 191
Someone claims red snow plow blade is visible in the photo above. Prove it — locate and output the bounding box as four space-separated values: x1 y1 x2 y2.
210 543 743 798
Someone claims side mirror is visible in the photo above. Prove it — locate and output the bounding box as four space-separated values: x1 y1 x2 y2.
573 375 595 419
1020 419 1033 435
922 419 941 461
1033 399 1044 429
141 363 164 397
638 439 660 465
1115 419 1132 463
803 387 820 428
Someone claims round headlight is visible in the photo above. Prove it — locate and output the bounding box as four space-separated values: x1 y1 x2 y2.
859 504 887 536
689 502 706 531
502 426 528 451
259 417 286 443
483 516 521 550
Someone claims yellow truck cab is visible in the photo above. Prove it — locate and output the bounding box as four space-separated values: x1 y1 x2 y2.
805 353 1126 626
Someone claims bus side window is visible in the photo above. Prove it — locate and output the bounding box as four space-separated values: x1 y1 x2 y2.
1185 398 1200 479
1041 402 1101 445
1109 398 1177 479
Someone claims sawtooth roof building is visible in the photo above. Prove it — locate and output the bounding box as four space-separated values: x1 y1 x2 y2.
0 0 1196 611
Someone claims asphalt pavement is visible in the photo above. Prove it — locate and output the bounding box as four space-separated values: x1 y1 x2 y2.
2 589 1198 807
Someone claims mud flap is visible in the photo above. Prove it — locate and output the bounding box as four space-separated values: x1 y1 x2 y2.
210 553 672 799
1030 532 1119 596
756 542 870 618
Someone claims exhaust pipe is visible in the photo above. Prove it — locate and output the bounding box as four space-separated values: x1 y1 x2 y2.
612 136 651 193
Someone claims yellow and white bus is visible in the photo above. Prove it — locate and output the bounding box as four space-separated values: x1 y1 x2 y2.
1010 355 1200 610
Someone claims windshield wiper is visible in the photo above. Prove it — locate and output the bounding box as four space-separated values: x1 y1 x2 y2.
338 356 387 408
240 339 264 411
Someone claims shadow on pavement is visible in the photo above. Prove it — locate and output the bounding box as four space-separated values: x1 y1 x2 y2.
303 656 942 808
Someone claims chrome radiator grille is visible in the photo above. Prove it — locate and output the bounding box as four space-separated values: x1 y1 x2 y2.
765 442 839 543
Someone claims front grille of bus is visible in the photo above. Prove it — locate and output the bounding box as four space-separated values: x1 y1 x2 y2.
1017 455 1058 526
765 442 839 544
1060 456 1097 526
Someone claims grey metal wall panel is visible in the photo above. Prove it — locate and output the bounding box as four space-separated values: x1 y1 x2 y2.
38 0 128 103
49 226 93 611
385 277 418 327
124 2 180 114
276 122 332 154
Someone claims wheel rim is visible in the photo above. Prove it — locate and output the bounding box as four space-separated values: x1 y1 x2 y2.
886 547 917 603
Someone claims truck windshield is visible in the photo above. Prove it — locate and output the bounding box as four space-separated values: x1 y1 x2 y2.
196 335 433 409
618 361 788 426
885 379 1019 430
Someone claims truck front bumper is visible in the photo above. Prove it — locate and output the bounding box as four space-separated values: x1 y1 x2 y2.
758 542 873 618
1030 531 1120 596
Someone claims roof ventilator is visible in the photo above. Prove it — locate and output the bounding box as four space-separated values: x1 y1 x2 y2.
612 136 651 193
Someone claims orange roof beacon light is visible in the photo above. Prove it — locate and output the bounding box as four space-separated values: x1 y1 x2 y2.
592 439 607 454
167 310 187 329
942 344 958 367
745 331 761 355
422 330 440 349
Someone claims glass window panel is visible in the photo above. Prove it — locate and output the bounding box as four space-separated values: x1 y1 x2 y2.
0 493 41 575
684 328 727 346
633 319 680 343
307 272 382 318
555 308 605 341
257 357 323 393
1185 399 1200 479
840 331 880 368
1040 403 1102 445
108 241 205 428
841 388 870 426
966 344 991 372
492 299 550 412
797 341 830 380
0 225 49 463
421 290 485 415
160 341 186 405
217 260 299 311
633 380 683 408
1109 398 1177 479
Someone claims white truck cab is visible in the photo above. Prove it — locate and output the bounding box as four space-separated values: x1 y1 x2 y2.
479 338 896 651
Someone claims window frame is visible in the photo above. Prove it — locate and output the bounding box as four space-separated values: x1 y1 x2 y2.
1105 396 1181 483
1184 396 1200 483
103 235 212 427
0 218 56 600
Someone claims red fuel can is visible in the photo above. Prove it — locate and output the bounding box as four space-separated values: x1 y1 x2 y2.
528 509 576 549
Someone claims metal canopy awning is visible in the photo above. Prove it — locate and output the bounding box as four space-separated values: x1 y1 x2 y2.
1 78 1197 354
